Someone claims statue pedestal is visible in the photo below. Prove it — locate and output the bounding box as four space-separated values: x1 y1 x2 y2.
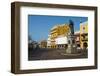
66 44 77 54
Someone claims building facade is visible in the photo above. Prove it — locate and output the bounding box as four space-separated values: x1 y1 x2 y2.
47 35 51 48
40 40 47 48
74 31 80 47
47 21 88 49
55 36 68 49
80 21 88 49
50 26 58 48
50 24 70 49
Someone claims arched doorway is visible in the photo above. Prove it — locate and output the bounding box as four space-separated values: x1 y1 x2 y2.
83 42 88 48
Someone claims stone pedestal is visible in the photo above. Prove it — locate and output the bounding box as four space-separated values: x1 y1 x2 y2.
66 35 77 54
66 44 77 54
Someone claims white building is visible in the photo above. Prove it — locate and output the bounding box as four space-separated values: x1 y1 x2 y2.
47 35 51 48
55 36 68 49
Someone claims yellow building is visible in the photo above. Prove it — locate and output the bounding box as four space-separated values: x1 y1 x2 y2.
80 21 88 49
50 24 70 48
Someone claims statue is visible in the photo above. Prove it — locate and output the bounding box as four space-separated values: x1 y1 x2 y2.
66 20 77 54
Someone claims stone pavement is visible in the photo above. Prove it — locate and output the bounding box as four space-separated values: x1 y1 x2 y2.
28 48 88 60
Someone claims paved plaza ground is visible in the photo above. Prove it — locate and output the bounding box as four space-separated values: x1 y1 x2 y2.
28 48 88 60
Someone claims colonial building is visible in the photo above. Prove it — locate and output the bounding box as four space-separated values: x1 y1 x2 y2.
50 25 58 48
55 36 68 49
40 40 47 48
74 31 80 47
48 21 88 50
50 24 70 48
47 35 51 48
80 21 88 49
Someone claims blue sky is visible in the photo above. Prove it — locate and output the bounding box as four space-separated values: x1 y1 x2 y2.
28 15 88 42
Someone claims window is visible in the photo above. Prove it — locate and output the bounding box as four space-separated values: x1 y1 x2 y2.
72 40 75 44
